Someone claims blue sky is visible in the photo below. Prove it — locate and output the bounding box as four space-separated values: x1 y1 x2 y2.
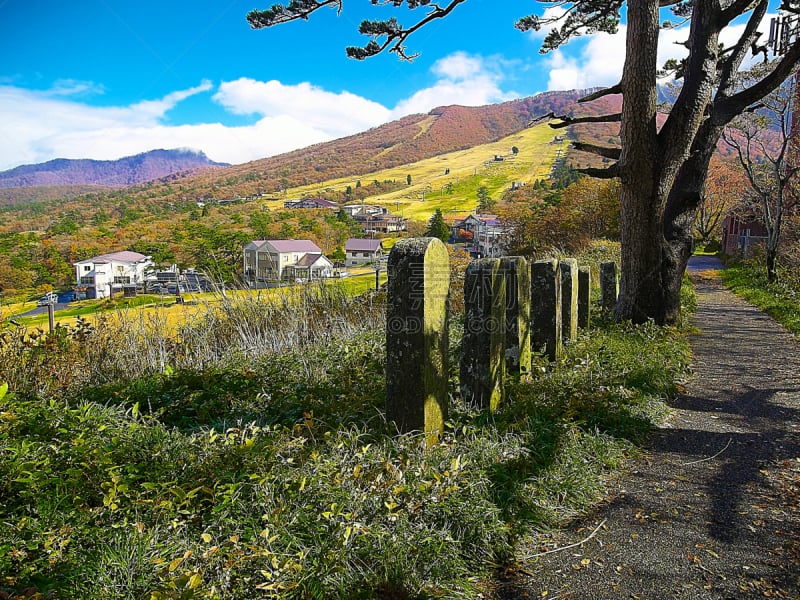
0 0 765 171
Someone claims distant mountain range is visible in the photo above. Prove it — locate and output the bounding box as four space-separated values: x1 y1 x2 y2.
0 149 228 188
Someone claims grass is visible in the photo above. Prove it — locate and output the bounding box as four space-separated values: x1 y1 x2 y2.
0 269 692 599
720 260 800 336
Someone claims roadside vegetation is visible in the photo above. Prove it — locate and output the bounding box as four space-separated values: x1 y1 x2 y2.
0 247 693 599
720 257 800 336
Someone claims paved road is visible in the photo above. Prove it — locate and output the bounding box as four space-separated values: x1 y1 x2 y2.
686 255 726 273
497 258 800 599
10 302 71 319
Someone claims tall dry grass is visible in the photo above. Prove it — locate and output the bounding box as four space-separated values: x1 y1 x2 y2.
0 282 387 399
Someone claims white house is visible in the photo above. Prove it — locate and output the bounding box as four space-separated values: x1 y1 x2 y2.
243 240 332 285
345 238 384 267
291 253 334 280
74 251 154 299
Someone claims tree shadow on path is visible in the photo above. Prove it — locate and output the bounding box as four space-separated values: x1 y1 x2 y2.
494 272 800 599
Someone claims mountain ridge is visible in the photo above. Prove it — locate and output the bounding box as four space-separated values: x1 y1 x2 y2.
0 148 229 188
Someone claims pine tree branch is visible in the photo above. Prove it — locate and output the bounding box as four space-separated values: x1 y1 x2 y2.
572 142 621 159
715 40 800 124
248 0 467 61
549 113 623 128
576 164 620 178
717 0 769 95
579 84 622 102
247 0 342 28
347 0 468 60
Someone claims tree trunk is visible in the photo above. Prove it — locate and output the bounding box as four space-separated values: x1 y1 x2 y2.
766 248 778 282
662 118 723 323
615 0 664 324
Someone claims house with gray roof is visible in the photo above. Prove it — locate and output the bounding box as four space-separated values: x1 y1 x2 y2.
345 238 384 267
243 240 332 285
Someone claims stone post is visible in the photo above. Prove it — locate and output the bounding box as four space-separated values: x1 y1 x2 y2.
600 261 619 311
531 258 562 362
386 238 450 446
578 266 591 329
559 259 578 342
501 256 531 379
460 258 506 411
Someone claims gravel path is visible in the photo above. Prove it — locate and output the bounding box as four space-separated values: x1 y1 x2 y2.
496 257 800 599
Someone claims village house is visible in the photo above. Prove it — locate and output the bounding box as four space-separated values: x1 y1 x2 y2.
721 215 769 256
243 240 333 285
345 238 384 267
452 214 509 258
74 251 154 299
340 204 388 217
338 204 406 234
284 198 339 210
354 213 406 234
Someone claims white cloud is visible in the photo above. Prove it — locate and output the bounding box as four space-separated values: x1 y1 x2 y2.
0 82 219 170
392 52 516 117
0 51 525 172
544 27 628 91
213 78 391 138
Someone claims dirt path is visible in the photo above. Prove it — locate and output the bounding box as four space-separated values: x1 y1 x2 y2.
496 257 800 599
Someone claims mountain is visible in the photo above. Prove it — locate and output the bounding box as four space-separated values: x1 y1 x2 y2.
0 89 604 197
0 149 228 188
209 89 606 193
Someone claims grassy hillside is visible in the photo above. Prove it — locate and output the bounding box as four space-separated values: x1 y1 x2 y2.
272 122 567 223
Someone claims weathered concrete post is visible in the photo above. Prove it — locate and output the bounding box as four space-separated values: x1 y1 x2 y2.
578 266 591 329
600 261 619 311
559 259 578 342
531 258 562 362
460 258 506 411
386 237 450 446
501 256 530 379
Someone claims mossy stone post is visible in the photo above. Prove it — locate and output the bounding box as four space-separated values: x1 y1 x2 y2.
559 259 578 342
460 258 506 411
386 237 450 447
531 258 562 362
500 256 531 380
600 261 619 311
578 266 591 329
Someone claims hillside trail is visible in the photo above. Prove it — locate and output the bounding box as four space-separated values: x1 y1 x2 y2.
494 256 800 599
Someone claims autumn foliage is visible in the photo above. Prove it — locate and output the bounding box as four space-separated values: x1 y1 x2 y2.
500 177 620 257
